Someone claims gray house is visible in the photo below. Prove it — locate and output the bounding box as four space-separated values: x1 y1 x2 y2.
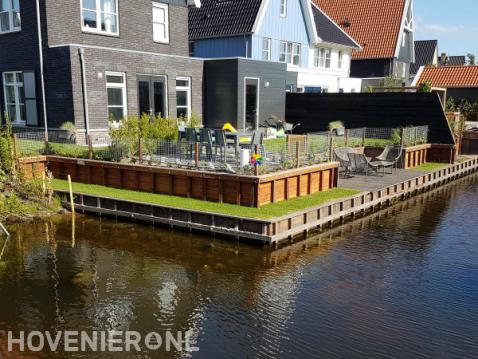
0 0 204 143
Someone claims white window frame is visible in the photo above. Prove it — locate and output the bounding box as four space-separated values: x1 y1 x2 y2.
81 0 119 36
262 37 271 61
152 2 169 44
280 0 287 17
338 50 343 68
0 0 21 34
2 71 25 125
279 41 300 66
175 76 191 121
314 48 331 68
105 72 127 122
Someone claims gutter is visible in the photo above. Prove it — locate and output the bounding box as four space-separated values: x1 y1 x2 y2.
78 48 90 137
35 0 48 141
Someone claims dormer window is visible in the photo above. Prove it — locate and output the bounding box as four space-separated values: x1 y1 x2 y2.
280 0 287 17
81 0 119 36
0 0 21 34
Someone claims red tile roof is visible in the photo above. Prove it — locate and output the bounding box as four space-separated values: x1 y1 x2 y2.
416 66 478 88
314 0 406 60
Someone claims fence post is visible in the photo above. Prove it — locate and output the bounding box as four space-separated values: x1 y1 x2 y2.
254 144 260 176
43 131 49 155
11 134 18 160
345 129 349 146
296 141 300 168
414 127 418 146
88 135 93 160
400 128 405 147
195 142 199 168
138 137 143 162
329 134 334 162
362 127 366 147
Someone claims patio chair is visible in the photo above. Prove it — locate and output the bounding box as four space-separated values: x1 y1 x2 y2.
240 130 264 155
373 145 403 174
334 147 354 178
213 129 227 162
348 152 382 176
199 128 213 161
184 128 197 159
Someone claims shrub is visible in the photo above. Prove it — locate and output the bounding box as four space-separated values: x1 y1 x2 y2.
328 121 344 131
59 121 77 132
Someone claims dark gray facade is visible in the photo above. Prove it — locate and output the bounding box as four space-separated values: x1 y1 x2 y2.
204 58 286 130
0 0 203 143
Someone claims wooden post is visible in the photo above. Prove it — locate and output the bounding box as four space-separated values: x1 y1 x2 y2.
88 135 93 160
296 141 300 168
195 142 199 168
138 138 143 163
43 131 49 155
345 129 349 146
12 134 18 159
400 128 405 147
254 145 260 176
67 174 76 248
414 127 418 146
362 127 366 147
329 135 334 162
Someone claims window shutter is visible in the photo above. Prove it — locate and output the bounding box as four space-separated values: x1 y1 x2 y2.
23 70 39 126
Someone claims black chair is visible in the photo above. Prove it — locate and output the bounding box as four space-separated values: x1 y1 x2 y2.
199 128 213 161
214 129 227 162
241 130 264 155
184 128 197 159
349 152 382 176
373 145 403 173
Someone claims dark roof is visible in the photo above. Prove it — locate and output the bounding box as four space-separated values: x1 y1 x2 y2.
189 0 262 40
311 4 359 48
411 40 437 75
285 93 455 145
438 55 466 67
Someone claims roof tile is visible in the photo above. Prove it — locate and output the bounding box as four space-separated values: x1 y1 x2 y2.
314 0 406 59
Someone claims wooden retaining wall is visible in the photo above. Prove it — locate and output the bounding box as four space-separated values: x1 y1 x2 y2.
461 131 478 155
21 156 338 208
18 156 47 179
55 157 478 245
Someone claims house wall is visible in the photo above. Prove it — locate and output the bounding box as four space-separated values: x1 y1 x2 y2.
44 0 190 56
67 45 204 142
350 58 393 79
0 0 42 125
447 88 478 102
193 36 251 58
203 59 239 129
236 58 287 129
251 0 310 68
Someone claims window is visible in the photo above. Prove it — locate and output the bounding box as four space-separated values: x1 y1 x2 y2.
176 77 191 120
0 0 21 33
314 48 331 68
106 72 127 122
153 2 169 43
262 38 271 61
279 41 300 66
338 51 343 68
81 0 118 35
3 71 24 124
280 0 287 17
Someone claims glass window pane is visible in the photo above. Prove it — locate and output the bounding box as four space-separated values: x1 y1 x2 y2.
0 12 10 32
83 10 97 28
7 105 17 122
153 7 165 23
107 88 123 106
101 13 117 33
101 0 116 13
177 108 187 119
106 75 123 84
0 0 11 11
15 72 23 82
176 79 188 87
153 23 165 41
108 107 124 121
4 73 14 83
153 81 165 117
138 81 150 115
5 85 15 103
12 0 19 10
18 86 24 103
83 0 96 10
176 91 187 107
13 10 20 27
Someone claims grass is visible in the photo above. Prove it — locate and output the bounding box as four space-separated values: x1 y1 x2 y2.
408 162 449 171
52 179 361 220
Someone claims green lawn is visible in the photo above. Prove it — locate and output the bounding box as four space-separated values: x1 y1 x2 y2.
52 179 360 220
408 162 449 171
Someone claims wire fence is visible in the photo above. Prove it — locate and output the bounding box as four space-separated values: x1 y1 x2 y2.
12 125 429 175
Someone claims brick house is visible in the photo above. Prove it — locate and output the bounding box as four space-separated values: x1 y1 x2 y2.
0 0 204 143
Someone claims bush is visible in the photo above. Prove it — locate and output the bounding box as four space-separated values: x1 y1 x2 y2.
328 121 344 131
0 122 14 174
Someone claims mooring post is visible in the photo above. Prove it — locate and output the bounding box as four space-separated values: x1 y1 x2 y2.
195 142 199 168
68 174 76 248
88 135 93 160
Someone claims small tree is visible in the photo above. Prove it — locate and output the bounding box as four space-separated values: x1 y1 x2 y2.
417 81 432 93
467 53 476 65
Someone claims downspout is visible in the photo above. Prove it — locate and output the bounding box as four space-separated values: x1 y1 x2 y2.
78 48 90 138
35 0 48 141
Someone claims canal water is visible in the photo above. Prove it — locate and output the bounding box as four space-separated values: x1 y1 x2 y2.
1 174 478 358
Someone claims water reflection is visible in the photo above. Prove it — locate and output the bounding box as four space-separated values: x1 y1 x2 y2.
1 174 478 358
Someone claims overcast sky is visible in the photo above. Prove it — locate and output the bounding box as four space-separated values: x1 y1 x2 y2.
414 0 477 57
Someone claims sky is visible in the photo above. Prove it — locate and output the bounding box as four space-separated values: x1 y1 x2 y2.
414 0 478 57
